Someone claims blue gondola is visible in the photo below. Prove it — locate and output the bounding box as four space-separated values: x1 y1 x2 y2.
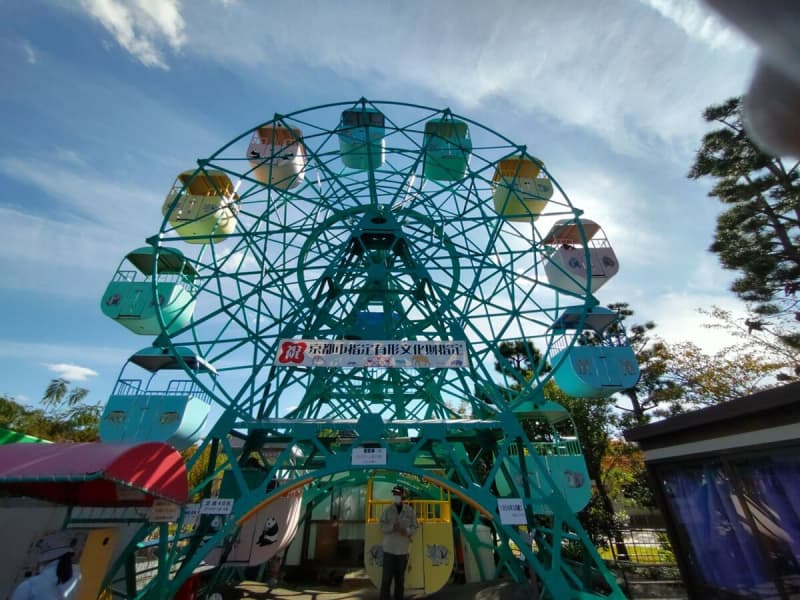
550 306 640 398
100 247 197 336
100 346 215 450
338 108 385 170
344 310 402 340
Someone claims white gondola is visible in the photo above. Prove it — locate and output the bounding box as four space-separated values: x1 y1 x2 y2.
543 218 619 294
247 124 306 189
206 442 305 567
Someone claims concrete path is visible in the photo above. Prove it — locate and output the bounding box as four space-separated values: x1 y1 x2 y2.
231 580 532 600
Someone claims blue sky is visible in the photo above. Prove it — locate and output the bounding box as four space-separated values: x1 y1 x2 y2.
0 0 756 410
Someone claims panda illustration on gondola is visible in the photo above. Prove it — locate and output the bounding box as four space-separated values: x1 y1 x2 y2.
257 516 280 546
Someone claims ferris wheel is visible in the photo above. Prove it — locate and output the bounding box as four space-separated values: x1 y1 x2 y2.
99 99 628 599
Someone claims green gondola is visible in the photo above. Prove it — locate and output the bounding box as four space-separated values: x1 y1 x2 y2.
338 107 385 170
423 117 471 181
100 246 197 336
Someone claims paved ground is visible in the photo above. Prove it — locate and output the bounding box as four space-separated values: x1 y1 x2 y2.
230 580 533 600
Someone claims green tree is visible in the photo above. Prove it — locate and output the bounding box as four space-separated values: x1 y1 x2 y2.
43 378 90 409
494 340 547 381
43 378 68 404
699 305 800 381
689 97 800 346
601 440 655 510
0 381 100 442
660 340 785 413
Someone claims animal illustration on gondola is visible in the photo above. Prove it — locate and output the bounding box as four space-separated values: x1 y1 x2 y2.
257 517 280 546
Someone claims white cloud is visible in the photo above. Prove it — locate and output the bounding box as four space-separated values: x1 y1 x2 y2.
0 205 137 298
0 340 129 403
61 0 756 160
0 340 131 375
45 363 99 381
0 154 161 226
555 168 671 269
79 0 186 69
0 152 168 297
22 40 37 64
638 0 748 50
686 251 735 293
52 147 89 168
639 290 745 352
171 1 755 161
0 339 129 368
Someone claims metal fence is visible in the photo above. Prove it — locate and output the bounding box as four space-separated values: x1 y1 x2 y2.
603 529 686 599
603 528 675 564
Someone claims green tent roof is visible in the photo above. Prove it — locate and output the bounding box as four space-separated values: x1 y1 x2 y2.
0 427 51 445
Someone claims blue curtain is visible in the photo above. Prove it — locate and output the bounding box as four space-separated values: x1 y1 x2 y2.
737 456 800 578
662 462 771 594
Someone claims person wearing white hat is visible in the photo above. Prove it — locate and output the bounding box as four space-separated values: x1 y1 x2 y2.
10 551 81 600
378 485 419 600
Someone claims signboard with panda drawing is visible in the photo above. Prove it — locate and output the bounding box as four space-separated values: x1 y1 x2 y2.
207 488 303 567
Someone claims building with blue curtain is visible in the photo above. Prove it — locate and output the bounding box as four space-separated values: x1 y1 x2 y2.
625 383 800 600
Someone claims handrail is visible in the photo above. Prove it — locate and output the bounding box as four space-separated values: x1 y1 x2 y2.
111 379 212 404
508 440 583 457
366 498 451 524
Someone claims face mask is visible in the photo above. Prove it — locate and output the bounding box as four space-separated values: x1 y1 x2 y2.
392 495 402 504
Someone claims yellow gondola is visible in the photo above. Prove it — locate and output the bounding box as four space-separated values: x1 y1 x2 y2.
162 170 239 243
492 155 554 220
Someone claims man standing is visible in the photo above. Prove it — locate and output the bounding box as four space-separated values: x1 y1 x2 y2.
379 485 419 600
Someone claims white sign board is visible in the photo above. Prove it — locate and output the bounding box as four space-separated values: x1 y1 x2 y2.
497 498 527 525
183 503 201 527
275 340 468 369
149 499 180 523
352 447 387 466
200 498 235 515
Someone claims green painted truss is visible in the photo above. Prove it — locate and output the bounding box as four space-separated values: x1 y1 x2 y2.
104 99 626 600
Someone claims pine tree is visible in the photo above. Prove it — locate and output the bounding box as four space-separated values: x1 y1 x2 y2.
689 97 800 348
